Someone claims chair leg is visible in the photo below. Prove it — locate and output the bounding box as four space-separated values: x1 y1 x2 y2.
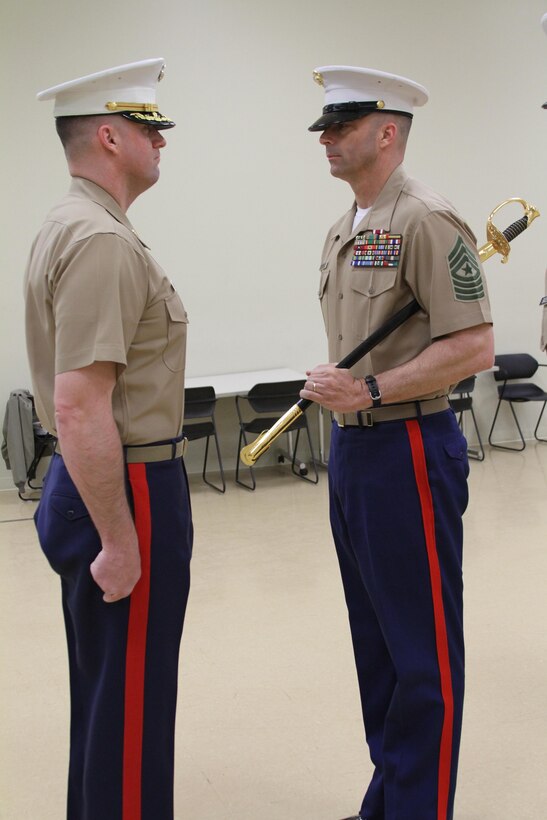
202 432 226 493
235 429 256 490
26 438 53 489
290 427 319 484
488 398 526 452
466 406 485 461
534 401 547 444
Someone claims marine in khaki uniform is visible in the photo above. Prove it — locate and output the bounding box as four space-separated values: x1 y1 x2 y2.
300 66 494 820
24 59 192 820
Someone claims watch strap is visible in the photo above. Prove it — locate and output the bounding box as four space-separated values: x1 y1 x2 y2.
365 374 382 408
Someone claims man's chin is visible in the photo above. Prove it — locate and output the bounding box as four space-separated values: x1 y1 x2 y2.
328 164 346 181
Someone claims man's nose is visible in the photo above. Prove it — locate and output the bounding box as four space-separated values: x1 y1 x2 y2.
319 127 335 144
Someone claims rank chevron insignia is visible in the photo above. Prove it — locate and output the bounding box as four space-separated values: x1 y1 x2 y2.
447 236 485 301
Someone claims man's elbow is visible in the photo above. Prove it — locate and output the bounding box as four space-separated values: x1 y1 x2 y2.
54 375 91 436
54 399 87 437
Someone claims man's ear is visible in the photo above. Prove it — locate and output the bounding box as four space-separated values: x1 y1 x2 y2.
378 121 397 147
96 122 120 154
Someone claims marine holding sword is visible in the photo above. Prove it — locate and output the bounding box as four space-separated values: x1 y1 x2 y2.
301 67 494 820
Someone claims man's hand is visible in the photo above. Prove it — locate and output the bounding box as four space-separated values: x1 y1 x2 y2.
90 531 141 603
300 364 369 413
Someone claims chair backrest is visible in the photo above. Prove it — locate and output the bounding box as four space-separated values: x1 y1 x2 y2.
184 386 217 420
451 375 476 396
246 380 305 413
493 353 539 382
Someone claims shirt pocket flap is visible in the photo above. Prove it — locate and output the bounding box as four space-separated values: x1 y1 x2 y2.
350 267 398 297
318 265 330 298
165 293 188 323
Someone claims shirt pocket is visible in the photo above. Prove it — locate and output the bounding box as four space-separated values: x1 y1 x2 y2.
162 292 188 372
350 267 399 340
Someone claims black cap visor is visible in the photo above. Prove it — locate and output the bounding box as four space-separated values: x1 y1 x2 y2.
308 101 412 132
121 110 175 129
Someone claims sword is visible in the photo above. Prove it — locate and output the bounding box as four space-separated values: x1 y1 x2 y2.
240 197 540 467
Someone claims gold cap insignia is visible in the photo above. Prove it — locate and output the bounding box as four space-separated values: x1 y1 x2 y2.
376 100 385 109
105 101 159 113
313 71 324 87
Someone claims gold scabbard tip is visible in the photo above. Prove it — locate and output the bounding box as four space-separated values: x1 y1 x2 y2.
240 447 256 466
240 429 271 465
240 405 304 466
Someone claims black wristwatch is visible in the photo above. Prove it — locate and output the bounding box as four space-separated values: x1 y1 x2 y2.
365 375 382 408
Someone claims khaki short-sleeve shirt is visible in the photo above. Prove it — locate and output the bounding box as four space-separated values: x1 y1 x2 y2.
318 165 492 400
24 178 188 444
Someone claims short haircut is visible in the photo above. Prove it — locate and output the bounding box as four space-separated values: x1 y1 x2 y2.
393 113 413 145
55 115 108 156
366 111 412 152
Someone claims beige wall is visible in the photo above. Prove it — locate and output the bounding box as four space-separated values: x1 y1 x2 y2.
1 0 546 487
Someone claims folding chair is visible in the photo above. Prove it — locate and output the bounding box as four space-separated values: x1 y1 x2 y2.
235 380 319 490
183 386 226 492
449 375 485 461
488 353 547 451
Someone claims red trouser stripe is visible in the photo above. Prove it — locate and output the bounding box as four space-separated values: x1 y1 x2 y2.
405 420 454 820
124 463 152 820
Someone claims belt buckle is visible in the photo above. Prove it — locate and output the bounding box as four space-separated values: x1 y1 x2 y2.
337 414 346 428
173 438 188 458
360 410 374 427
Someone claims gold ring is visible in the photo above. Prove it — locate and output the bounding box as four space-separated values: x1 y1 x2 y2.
313 382 317 392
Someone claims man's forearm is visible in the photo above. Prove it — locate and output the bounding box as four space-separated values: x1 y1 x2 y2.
57 406 136 543
375 323 495 406
54 363 141 601
302 323 494 413
54 363 136 546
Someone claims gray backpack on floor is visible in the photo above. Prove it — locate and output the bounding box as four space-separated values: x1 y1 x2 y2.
1 389 56 499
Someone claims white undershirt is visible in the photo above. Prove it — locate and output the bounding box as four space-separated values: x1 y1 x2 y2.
352 206 371 232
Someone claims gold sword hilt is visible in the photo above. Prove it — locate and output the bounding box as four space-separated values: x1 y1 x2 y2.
479 197 540 264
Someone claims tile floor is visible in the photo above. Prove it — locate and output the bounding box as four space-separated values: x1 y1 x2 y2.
1 444 546 819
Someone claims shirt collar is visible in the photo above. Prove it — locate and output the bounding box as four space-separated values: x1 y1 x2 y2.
68 177 138 235
340 164 409 244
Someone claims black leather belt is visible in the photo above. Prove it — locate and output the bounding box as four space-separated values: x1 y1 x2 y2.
55 438 187 463
333 396 450 427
